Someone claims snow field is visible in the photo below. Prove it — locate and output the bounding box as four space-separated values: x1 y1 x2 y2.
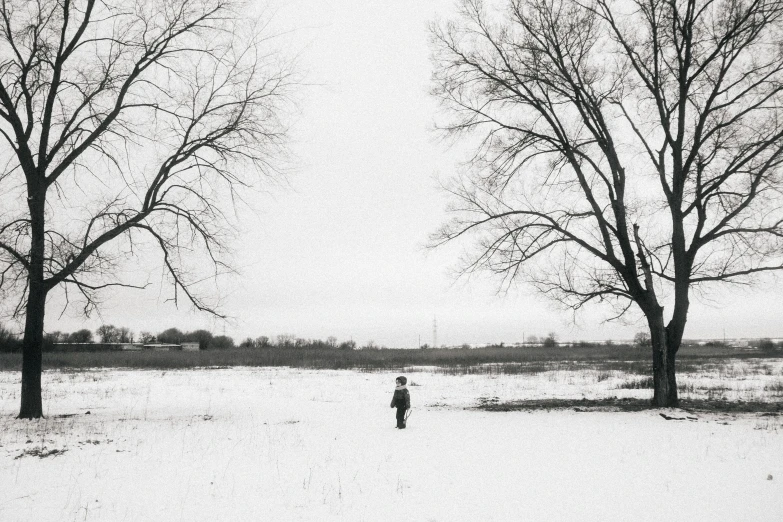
0 365 781 521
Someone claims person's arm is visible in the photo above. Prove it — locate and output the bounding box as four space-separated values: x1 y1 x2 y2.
405 390 410 409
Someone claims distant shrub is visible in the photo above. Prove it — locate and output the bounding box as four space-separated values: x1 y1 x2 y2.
211 335 235 350
595 371 613 382
183 329 214 350
633 331 652 348
276 334 295 348
67 329 93 343
157 327 184 344
758 338 776 352
0 324 21 353
543 332 558 348
616 376 654 389
338 340 356 351
764 381 783 394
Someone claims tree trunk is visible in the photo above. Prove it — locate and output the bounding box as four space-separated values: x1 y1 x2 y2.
649 312 678 407
19 187 47 419
18 282 47 418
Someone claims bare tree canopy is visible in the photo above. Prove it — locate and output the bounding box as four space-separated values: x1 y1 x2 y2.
430 0 783 406
0 0 296 418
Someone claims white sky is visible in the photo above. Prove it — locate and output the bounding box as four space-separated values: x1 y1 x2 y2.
43 0 783 346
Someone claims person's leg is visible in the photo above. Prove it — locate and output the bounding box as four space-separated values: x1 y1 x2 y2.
396 407 406 429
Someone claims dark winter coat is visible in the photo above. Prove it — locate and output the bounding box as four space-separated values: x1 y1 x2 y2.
390 387 410 409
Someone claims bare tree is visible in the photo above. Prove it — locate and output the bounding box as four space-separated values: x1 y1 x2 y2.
0 0 295 418
117 326 133 343
96 324 120 343
67 329 92 343
634 331 652 349
97 324 132 343
431 0 783 406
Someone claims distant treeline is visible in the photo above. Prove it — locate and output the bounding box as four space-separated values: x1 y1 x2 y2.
1 322 782 356
0 340 780 373
0 325 375 353
0 324 238 353
0 324 369 354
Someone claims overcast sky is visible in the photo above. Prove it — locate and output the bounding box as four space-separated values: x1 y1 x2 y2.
44 0 783 346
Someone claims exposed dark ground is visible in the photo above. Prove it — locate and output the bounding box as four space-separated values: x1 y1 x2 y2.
475 397 783 414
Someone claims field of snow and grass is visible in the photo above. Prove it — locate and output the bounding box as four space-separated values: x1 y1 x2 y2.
1 361 782 521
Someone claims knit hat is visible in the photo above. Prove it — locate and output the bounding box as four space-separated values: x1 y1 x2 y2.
396 375 407 385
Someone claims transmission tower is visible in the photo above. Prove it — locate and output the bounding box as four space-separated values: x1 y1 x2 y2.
433 316 438 349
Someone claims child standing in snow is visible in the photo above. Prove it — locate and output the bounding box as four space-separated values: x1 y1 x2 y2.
390 376 411 429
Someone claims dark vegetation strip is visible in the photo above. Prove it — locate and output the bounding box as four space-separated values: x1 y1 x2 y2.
0 344 777 372
476 398 783 414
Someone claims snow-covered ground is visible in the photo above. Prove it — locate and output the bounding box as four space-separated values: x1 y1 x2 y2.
0 364 781 521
